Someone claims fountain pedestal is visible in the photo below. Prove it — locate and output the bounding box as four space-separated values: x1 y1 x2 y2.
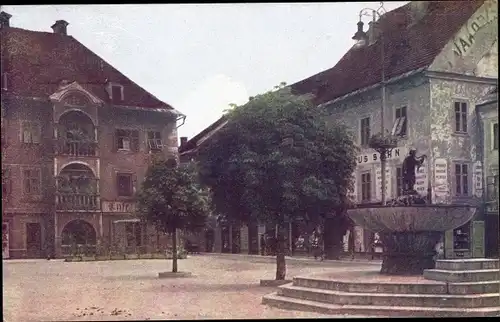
380 231 441 275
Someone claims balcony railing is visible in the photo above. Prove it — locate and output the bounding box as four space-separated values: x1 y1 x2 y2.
55 140 98 157
56 193 100 211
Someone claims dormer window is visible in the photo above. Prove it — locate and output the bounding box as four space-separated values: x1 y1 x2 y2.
107 82 124 103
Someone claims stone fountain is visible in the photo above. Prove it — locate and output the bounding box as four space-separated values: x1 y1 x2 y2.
263 148 498 317
347 148 476 275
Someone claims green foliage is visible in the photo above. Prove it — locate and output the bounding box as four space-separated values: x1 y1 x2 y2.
197 84 358 228
137 159 211 234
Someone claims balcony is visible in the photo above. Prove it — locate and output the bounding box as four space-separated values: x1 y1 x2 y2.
55 139 98 157
56 193 100 211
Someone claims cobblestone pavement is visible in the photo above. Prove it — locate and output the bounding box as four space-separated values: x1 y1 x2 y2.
3 254 378 321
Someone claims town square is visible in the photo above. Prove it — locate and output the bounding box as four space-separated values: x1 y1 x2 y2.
1 1 499 320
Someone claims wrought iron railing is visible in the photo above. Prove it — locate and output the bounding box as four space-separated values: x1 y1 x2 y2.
56 193 100 210
55 140 98 157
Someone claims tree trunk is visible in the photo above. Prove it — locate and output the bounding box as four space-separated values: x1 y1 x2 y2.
275 222 287 280
172 229 178 273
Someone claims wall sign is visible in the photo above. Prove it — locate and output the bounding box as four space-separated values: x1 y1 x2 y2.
102 201 136 213
357 147 407 165
354 226 364 252
415 166 428 196
434 158 449 203
375 166 392 201
473 161 484 198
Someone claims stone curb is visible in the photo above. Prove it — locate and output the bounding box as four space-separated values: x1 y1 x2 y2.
198 252 382 265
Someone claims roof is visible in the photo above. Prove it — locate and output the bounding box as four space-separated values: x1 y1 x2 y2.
1 25 175 110
178 115 228 154
290 0 485 105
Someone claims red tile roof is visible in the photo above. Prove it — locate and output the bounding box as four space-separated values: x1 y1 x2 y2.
1 26 173 110
291 0 485 105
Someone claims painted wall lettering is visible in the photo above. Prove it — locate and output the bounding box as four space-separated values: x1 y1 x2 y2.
357 147 407 165
452 0 498 57
102 201 136 213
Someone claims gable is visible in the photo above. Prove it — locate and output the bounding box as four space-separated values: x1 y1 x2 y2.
49 81 103 105
428 0 498 76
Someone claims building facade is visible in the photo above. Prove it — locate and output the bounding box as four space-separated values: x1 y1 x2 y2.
291 0 498 258
1 13 184 258
477 89 499 258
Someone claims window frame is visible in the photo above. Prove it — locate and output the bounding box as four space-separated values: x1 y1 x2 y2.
360 117 371 147
115 129 139 152
454 101 468 134
492 122 498 151
360 171 372 202
109 83 124 102
116 173 133 197
22 168 42 196
21 121 41 144
391 106 407 137
147 131 163 151
125 222 142 247
453 162 470 197
2 167 12 198
395 166 404 197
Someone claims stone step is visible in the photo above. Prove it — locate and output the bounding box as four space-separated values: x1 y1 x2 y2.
262 292 500 317
277 285 500 308
448 281 500 295
293 277 500 295
436 259 499 271
424 269 499 283
293 277 445 295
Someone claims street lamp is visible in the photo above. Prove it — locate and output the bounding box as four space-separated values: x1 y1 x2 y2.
352 2 391 205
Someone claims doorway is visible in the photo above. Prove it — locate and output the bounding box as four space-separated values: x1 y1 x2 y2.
26 223 42 258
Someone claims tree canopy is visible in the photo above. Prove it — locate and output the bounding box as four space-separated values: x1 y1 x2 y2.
137 159 211 273
197 84 358 229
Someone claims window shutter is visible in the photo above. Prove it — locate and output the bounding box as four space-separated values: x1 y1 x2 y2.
132 173 138 195
23 170 31 194
131 131 139 152
112 130 118 152
32 124 41 144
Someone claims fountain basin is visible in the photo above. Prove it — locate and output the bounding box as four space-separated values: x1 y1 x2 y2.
347 205 476 233
347 205 476 275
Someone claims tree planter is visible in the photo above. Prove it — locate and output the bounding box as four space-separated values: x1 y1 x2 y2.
260 279 292 287
158 271 193 278
153 253 167 259
64 256 82 262
125 254 139 260
81 255 96 261
110 254 126 260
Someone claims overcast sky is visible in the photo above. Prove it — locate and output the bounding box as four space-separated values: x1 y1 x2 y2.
3 2 407 140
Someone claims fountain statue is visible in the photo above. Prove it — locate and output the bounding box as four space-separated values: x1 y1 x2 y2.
347 148 476 275
402 148 426 194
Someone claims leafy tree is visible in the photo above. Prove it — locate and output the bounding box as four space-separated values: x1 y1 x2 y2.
137 158 211 273
197 84 358 280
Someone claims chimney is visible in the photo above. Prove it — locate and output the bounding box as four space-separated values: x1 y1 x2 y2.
51 20 69 35
408 1 429 25
0 11 12 28
180 137 188 147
